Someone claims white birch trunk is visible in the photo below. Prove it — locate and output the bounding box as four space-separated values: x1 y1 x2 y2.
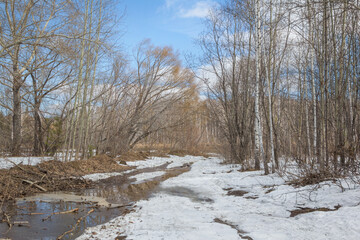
254 0 264 171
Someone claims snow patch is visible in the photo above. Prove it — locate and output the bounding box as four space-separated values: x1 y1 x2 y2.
0 157 53 169
126 155 205 169
77 156 360 240
83 172 123 181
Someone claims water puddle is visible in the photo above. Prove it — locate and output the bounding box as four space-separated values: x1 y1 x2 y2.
0 200 126 240
0 162 191 239
157 186 213 203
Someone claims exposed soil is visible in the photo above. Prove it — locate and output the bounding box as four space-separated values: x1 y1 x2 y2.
227 190 249 197
290 205 341 217
244 196 259 199
214 218 253 240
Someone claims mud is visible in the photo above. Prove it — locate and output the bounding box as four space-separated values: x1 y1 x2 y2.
214 218 253 240
290 205 341 217
227 190 249 197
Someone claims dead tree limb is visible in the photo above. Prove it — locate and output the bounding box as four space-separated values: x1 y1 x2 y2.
57 208 95 240
42 208 79 221
21 179 47 192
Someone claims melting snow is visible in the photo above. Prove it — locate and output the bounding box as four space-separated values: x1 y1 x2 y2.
83 172 124 181
125 155 205 169
73 156 360 239
0 157 53 169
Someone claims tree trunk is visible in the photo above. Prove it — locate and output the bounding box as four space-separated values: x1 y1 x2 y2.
254 0 264 172
33 101 43 156
12 54 22 156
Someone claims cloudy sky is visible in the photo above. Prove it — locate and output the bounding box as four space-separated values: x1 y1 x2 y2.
121 0 221 60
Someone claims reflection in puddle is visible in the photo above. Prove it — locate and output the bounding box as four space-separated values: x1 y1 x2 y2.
0 200 126 240
0 175 133 240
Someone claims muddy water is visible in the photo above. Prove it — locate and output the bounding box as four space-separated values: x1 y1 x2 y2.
0 162 189 240
0 173 134 240
157 187 213 203
0 200 126 240
0 174 135 240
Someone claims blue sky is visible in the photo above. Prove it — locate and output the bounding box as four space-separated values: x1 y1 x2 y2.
120 0 220 62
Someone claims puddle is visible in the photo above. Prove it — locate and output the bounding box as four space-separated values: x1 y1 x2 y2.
0 200 126 240
0 162 191 239
19 193 124 208
157 186 213 203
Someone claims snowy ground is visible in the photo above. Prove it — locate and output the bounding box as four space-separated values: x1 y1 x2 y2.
0 156 53 169
77 156 360 240
83 172 124 181
125 155 204 169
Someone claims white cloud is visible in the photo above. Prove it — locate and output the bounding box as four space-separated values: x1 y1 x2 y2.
165 0 180 8
162 0 218 19
180 1 217 18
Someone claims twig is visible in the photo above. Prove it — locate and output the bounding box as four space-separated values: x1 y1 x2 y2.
21 179 47 192
42 208 79 221
57 209 94 240
3 212 12 233
5 159 27 172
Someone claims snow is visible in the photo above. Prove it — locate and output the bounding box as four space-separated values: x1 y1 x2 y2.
0 156 53 169
75 156 360 239
83 172 123 181
125 155 205 169
132 171 166 183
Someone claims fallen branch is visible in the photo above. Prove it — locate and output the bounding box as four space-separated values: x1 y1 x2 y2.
3 212 12 233
57 209 95 240
5 159 25 171
21 179 47 192
42 208 79 221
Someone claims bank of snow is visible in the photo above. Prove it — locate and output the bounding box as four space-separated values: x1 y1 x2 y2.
77 156 360 240
0 156 53 169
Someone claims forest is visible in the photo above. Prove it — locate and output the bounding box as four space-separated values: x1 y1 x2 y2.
0 0 359 239
1 0 359 176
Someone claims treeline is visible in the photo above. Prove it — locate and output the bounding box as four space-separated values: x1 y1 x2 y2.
0 0 211 159
199 0 360 174
1 0 359 176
